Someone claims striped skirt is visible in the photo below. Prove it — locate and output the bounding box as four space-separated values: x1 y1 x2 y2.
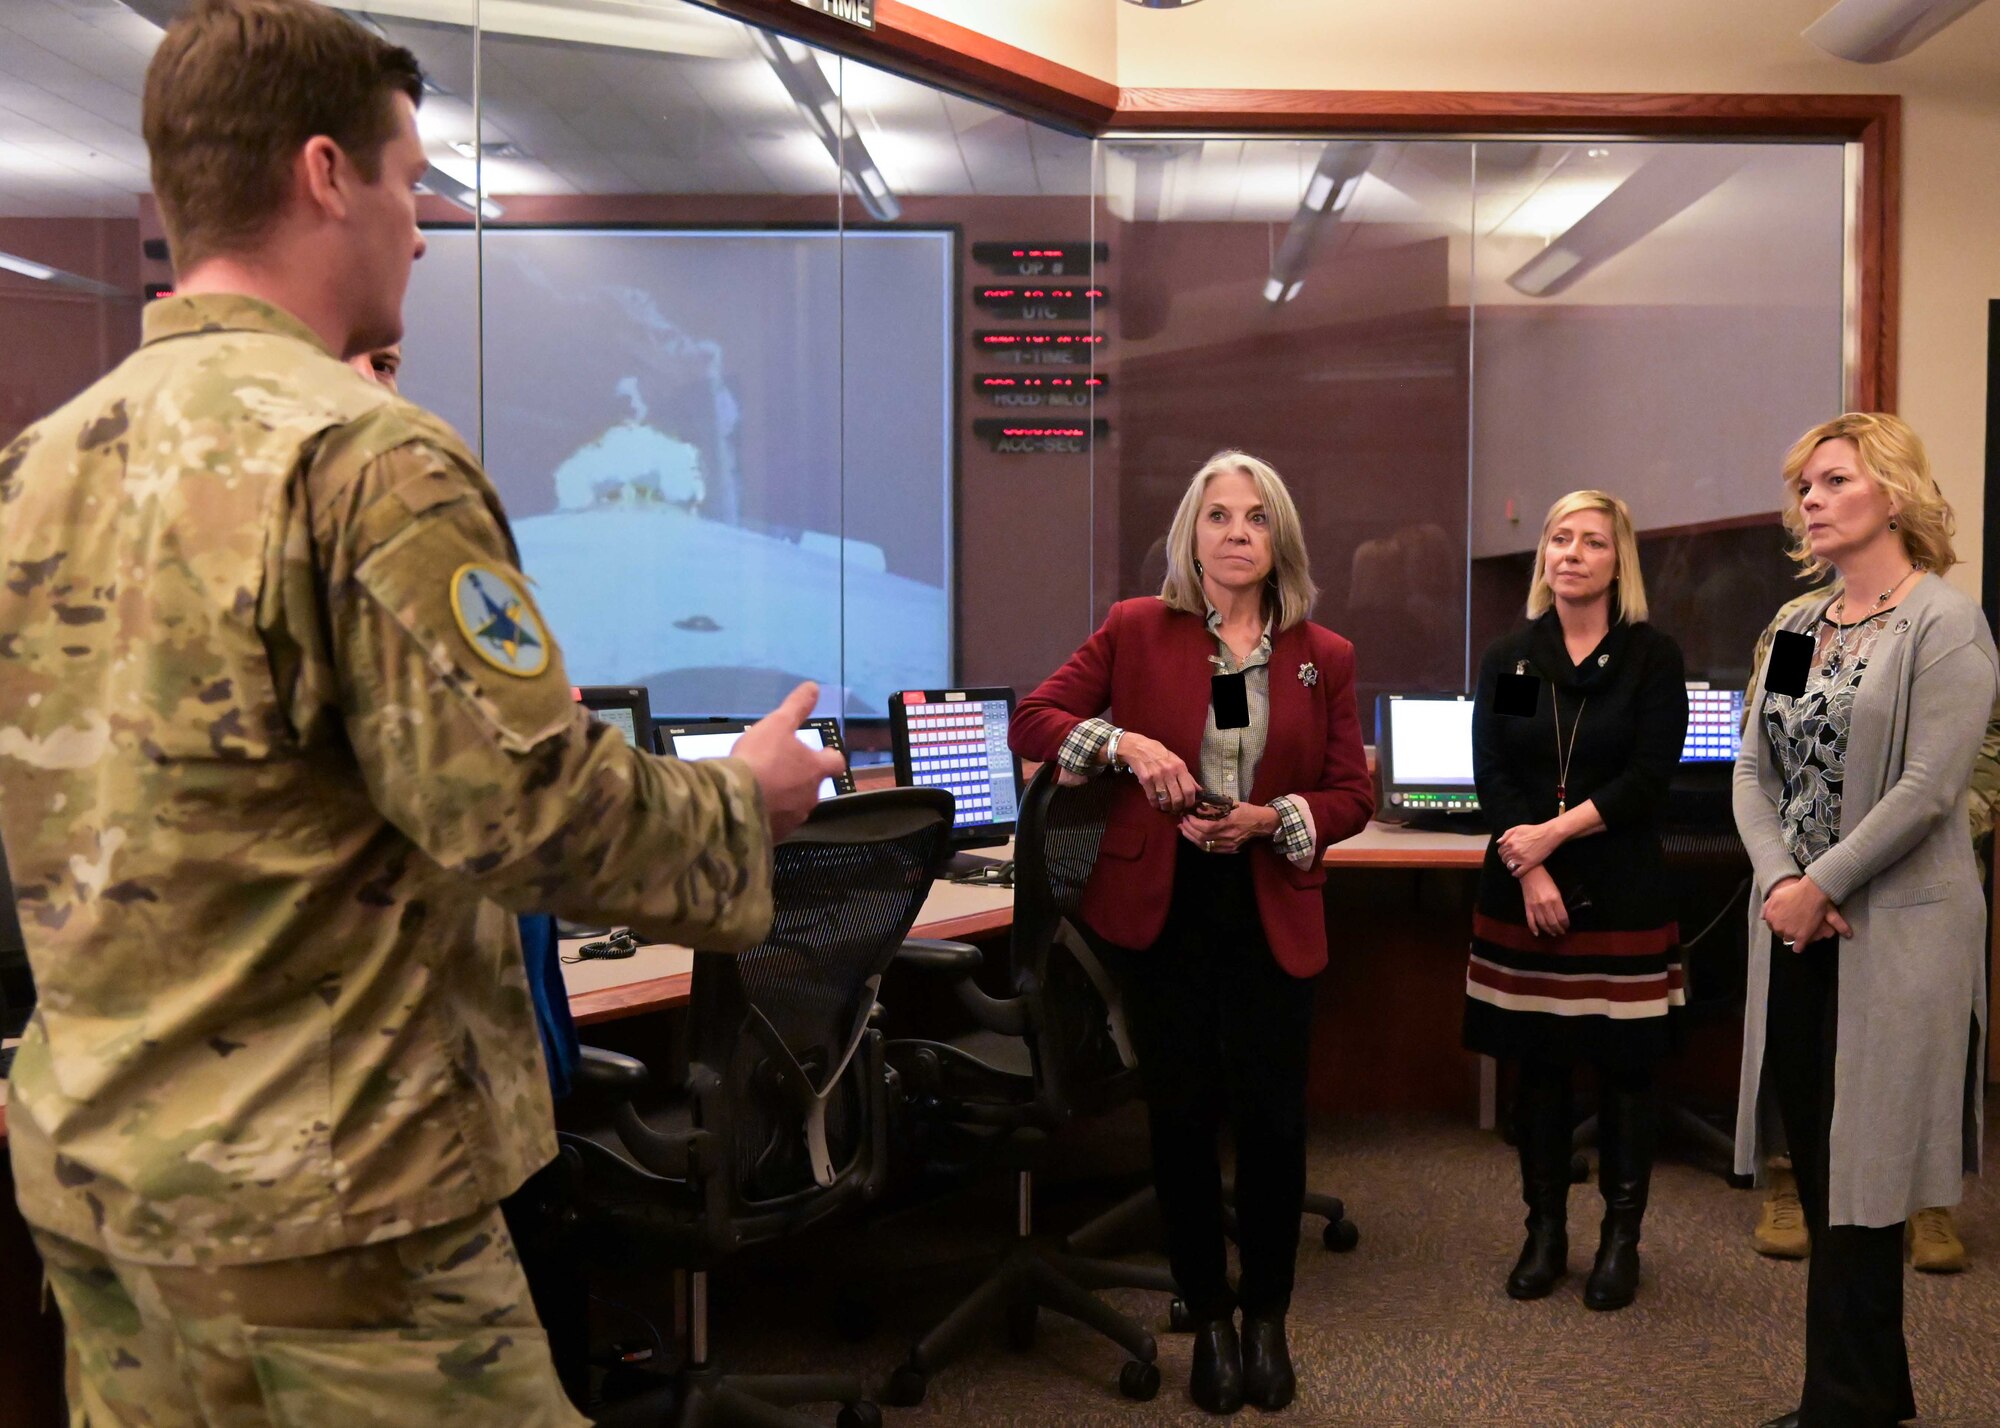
1463 913 1685 1070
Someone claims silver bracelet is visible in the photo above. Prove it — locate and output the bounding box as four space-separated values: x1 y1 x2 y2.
1103 726 1125 771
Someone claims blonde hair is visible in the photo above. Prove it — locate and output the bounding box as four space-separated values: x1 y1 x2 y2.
1525 489 1649 624
1159 450 1318 630
1779 412 1957 580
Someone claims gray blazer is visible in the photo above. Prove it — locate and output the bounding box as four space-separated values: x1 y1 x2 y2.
1732 573 1996 1227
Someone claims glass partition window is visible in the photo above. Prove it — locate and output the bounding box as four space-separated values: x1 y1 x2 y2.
0 0 1856 744
1097 135 1848 720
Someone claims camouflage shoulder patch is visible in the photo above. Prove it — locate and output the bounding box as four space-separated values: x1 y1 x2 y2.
449 563 550 678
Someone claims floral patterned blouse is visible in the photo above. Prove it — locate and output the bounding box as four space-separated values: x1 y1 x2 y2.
1764 606 1895 868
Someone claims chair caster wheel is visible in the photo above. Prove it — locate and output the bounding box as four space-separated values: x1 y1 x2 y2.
883 1365 927 1408
1323 1217 1360 1252
1168 1297 1195 1333
836 1403 882 1428
1570 1153 1590 1184
1005 1301 1037 1350
1119 1359 1162 1401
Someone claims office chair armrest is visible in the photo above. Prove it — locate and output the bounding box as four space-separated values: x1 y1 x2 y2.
896 938 983 975
895 940 1028 1033
574 1045 652 1096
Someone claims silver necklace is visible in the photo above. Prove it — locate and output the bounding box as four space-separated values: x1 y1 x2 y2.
1823 563 1917 677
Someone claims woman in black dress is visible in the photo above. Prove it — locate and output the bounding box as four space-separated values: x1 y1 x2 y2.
1465 489 1689 1311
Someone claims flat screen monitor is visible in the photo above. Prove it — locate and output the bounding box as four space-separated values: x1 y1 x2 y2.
1375 693 1479 819
400 226 955 722
1682 683 1745 764
576 685 653 751
888 688 1023 849
655 717 855 800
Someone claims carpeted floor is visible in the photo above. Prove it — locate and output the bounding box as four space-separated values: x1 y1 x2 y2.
605 1116 2000 1428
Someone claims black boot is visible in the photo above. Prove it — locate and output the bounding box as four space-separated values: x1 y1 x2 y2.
1189 1315 1244 1415
1506 1061 1572 1301
1584 1082 1653 1312
1240 1311 1295 1411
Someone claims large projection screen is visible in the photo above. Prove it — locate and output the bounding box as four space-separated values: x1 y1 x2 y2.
400 227 955 720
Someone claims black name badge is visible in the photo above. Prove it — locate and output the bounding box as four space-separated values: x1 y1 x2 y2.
1495 671 1541 718
1767 629 1814 698
1212 671 1250 730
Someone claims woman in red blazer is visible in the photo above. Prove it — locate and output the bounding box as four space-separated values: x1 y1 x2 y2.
1012 450 1373 1415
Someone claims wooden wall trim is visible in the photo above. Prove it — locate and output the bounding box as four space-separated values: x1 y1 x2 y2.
1111 87 1897 134
687 1 1899 412
689 0 1118 132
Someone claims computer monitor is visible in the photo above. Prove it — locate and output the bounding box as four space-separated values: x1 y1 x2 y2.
655 717 856 800
1682 683 1745 764
888 688 1024 861
575 685 653 751
1375 693 1479 822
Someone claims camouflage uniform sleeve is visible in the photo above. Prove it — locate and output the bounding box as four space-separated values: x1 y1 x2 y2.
305 432 774 950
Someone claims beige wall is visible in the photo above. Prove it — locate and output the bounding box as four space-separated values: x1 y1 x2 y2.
896 0 1117 80
906 0 2000 593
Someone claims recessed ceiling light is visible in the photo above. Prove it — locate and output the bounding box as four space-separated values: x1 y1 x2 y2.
449 140 526 160
1587 147 1611 158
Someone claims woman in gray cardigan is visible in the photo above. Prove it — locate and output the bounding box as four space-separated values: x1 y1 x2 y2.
1734 412 1997 1428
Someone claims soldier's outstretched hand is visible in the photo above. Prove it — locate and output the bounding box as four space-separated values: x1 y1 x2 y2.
735 682 848 838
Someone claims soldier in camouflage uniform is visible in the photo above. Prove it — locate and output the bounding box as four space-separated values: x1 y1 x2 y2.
0 2 839 1423
1744 589 1994 1272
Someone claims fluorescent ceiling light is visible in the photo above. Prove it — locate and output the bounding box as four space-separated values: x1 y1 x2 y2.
1504 147 1743 297
0 248 131 298
1263 142 1374 305
0 252 56 282
420 163 503 220
1803 0 1991 60
1507 247 1584 297
449 139 526 161
751 29 900 222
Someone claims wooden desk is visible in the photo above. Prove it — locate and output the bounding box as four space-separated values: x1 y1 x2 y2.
559 825 1489 1028
1323 820 1487 870
562 873 1018 1026
1320 823 1493 1124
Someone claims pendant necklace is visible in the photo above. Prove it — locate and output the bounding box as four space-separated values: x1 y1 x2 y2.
1823 563 1918 678
1552 688 1586 816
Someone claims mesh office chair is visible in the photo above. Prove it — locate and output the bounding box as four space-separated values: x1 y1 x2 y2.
561 788 954 1428
882 764 1175 1405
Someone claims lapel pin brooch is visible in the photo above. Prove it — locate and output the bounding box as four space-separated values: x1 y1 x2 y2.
1298 662 1319 688
1597 652 1610 667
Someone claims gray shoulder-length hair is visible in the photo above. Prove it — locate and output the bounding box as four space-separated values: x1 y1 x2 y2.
1159 450 1318 631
